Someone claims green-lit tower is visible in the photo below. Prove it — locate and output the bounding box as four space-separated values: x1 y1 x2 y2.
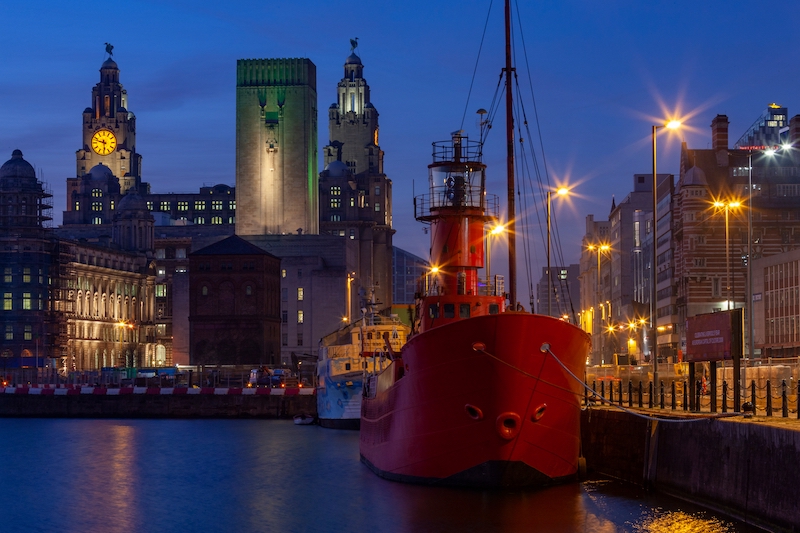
235 58 318 236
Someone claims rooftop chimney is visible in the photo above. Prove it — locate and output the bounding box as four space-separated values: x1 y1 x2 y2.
711 115 729 152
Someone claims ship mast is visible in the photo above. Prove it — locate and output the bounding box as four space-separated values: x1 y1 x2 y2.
503 0 517 307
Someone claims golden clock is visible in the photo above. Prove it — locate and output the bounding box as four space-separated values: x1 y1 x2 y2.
91 129 117 156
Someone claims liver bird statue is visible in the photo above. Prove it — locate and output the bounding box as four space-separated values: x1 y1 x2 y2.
350 37 359 53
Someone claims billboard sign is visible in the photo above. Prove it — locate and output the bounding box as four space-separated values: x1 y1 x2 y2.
685 311 733 362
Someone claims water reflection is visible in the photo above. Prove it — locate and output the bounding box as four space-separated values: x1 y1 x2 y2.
0 420 763 533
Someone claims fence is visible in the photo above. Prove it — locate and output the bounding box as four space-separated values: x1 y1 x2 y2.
585 359 800 418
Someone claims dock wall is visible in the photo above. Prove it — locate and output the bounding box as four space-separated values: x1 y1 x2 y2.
581 408 800 532
0 387 316 418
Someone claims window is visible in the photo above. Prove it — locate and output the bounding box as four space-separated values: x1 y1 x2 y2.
92 202 103 211
177 201 189 211
282 333 288 346
176 248 186 259
211 216 223 225
147 202 154 210
194 201 206 210
201 286 208 296
297 269 302 278
331 198 341 208
375 186 380 196
349 229 355 240
212 200 223 210
297 288 304 301
443 304 455 318
110 201 115 210
74 201 80 211
92 188 103 198
245 285 252 296
194 217 205 225
4 324 11 340
175 267 187 273
429 304 439 318
155 249 166 259
374 202 380 212
711 278 721 298
330 215 341 221
160 201 171 211
157 267 166 277
228 217 235 224
22 292 31 310
297 333 303 346
459 304 470 318
92 216 103 225
331 186 341 196
297 310 304 324
3 292 11 310
23 268 30 283
155 284 167 298
281 269 286 278
229 201 236 210
350 197 355 207
3 268 10 283
24 325 32 341
282 310 288 323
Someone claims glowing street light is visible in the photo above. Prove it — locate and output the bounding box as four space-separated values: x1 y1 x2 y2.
486 223 505 295
651 118 681 386
546 187 570 317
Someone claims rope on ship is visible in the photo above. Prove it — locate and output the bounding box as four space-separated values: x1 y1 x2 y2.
538 344 745 423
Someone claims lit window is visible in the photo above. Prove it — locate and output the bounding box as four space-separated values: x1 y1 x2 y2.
110 200 115 210
155 285 167 297
155 249 166 259
331 198 341 208
147 202 154 210
228 217 235 224
375 186 380 195
92 188 103 198
297 310 304 324
92 202 103 211
230 201 236 210
160 201 171 211
24 325 32 340
212 200 223 210
350 197 355 207
374 202 380 212
92 217 103 225
331 186 341 196
3 268 10 283
176 248 186 259
157 268 166 277
23 268 30 283
201 286 208 296
211 216 223 225
297 288 304 301
194 201 206 210
281 269 286 278
177 201 188 211
4 324 11 340
245 285 252 296
330 215 340 221
22 292 31 310
3 292 11 310
74 201 80 211
194 217 205 225
349 229 355 239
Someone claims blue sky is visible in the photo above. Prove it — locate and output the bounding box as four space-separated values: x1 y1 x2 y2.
2 0 799 299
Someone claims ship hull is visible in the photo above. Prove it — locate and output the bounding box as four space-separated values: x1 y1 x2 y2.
317 371 363 430
360 313 590 488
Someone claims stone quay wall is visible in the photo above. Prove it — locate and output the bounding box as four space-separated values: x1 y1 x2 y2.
581 407 800 532
0 387 316 419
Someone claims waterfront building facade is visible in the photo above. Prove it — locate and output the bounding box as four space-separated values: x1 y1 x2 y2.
579 214 612 365
535 264 580 319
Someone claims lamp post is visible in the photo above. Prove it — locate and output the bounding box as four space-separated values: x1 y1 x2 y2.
713 200 741 311
547 187 569 317
588 243 610 364
345 272 355 324
651 120 681 387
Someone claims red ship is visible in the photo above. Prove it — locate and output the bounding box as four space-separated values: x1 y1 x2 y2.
359 130 590 488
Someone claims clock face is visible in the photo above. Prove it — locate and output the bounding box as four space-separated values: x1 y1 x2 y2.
91 129 117 156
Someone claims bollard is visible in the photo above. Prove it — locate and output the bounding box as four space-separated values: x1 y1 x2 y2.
638 381 643 408
782 380 788 418
618 381 623 406
592 381 597 403
751 380 756 412
766 380 772 416
600 380 605 401
660 381 665 409
628 381 633 408
722 380 728 413
695 380 701 412
648 381 653 408
671 381 676 410
683 381 688 411
797 381 800 420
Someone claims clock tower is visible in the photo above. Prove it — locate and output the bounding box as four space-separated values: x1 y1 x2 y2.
74 52 143 194
65 48 148 225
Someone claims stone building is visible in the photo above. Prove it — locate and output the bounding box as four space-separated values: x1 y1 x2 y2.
235 58 318 236
188 235 281 365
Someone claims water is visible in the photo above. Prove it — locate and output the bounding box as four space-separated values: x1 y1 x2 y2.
0 419 764 533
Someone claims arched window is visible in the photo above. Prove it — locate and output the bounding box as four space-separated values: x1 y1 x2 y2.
245 285 252 296
201 286 208 296
92 188 103 198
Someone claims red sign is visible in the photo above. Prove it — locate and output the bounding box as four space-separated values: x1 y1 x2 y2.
685 311 733 362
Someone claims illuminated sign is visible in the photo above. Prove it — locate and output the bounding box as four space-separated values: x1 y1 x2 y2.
685 311 733 362
737 145 779 151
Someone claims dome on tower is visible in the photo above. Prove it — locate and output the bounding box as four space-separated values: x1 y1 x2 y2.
88 163 114 180
101 57 118 70
117 189 148 212
0 150 36 180
324 160 350 177
345 53 362 65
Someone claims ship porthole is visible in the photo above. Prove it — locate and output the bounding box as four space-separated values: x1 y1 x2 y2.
465 404 483 420
531 403 547 422
496 412 521 440
472 342 486 352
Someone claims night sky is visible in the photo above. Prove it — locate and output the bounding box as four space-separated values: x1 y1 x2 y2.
2 0 798 296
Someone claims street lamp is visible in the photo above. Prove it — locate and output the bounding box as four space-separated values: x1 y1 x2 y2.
713 200 741 311
651 119 681 386
345 272 355 324
587 243 610 364
547 187 569 317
